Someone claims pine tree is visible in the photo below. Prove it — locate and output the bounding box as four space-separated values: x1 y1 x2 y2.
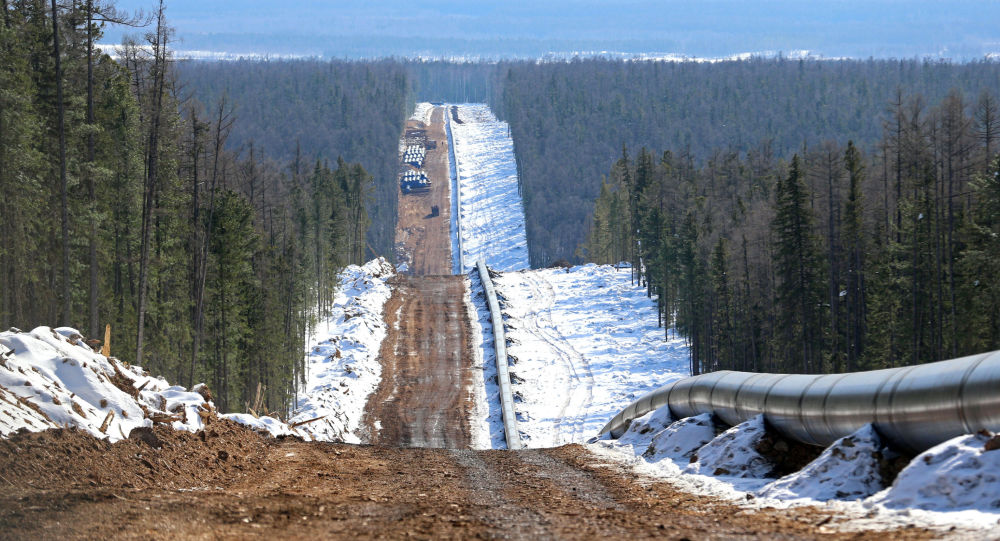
773 155 825 372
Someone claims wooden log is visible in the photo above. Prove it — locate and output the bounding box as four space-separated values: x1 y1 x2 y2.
289 415 326 429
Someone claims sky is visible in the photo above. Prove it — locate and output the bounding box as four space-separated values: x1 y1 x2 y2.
102 1 1000 60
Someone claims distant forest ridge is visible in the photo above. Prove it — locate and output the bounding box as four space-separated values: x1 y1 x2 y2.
177 57 1000 266
106 0 1000 60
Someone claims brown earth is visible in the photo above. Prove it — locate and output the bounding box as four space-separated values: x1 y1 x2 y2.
0 424 941 540
362 274 476 448
395 106 454 275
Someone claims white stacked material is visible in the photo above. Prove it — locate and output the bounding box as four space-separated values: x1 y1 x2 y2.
493 263 688 447
0 326 292 441
403 145 426 167
287 257 395 443
449 103 530 272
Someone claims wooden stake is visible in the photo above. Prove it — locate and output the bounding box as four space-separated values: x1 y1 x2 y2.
101 324 111 357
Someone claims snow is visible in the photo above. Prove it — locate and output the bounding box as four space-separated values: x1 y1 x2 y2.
287 257 395 443
410 102 434 125
590 406 1000 533
684 414 772 478
644 413 717 462
869 432 1000 513
0 326 295 442
447 103 530 272
466 270 506 449
492 263 689 447
760 424 890 502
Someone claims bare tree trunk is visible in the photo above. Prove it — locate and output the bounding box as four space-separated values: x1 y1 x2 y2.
136 1 168 364
51 0 71 325
86 0 100 338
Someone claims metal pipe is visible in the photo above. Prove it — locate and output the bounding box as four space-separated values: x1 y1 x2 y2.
476 260 522 450
598 350 1000 453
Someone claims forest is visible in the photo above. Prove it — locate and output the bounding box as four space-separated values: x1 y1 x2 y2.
0 1 374 413
583 89 1000 374
487 58 1000 266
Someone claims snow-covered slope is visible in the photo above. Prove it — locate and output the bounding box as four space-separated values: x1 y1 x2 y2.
448 103 530 272
493 263 688 447
288 258 395 443
0 326 294 441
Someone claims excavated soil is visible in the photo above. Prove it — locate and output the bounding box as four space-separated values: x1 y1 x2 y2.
363 274 476 448
395 106 454 275
0 425 938 540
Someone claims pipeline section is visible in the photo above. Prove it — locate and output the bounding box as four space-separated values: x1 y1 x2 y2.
476 260 522 450
599 349 1000 453
446 106 465 275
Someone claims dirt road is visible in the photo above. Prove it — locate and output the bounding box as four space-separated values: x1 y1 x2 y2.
0 425 936 540
363 274 476 448
395 106 453 275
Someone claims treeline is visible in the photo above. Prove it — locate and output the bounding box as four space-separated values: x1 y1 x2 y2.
0 1 372 413
487 58 1000 266
176 59 410 260
584 89 1000 374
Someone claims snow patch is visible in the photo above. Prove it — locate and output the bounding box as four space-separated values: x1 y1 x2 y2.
494 263 688 447
685 415 772 478
0 326 295 441
287 257 395 443
868 432 1000 512
760 424 890 502
646 413 717 462
410 102 434 126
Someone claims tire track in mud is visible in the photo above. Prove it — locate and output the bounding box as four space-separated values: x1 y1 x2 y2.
363 274 477 448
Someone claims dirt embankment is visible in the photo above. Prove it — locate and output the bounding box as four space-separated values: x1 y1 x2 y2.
362 274 476 448
395 106 454 275
0 424 937 540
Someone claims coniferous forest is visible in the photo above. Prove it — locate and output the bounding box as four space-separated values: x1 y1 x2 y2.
582 90 1000 374
0 1 377 413
4 0 1000 411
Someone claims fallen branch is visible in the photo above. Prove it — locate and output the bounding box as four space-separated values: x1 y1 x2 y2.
289 415 326 429
99 410 114 433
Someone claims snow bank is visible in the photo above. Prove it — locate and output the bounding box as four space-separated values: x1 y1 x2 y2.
221 413 296 438
760 424 890 502
288 257 395 443
411 102 434 125
646 413 717 462
685 415 773 478
869 432 1000 512
616 405 675 447
449 103 530 272
0 326 290 442
591 410 1000 533
494 263 688 447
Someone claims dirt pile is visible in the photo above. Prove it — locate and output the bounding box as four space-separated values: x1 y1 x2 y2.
0 417 273 491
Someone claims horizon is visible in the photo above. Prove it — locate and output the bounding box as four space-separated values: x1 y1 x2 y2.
101 0 1000 61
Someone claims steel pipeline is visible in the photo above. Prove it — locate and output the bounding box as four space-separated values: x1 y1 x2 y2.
599 350 1000 453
